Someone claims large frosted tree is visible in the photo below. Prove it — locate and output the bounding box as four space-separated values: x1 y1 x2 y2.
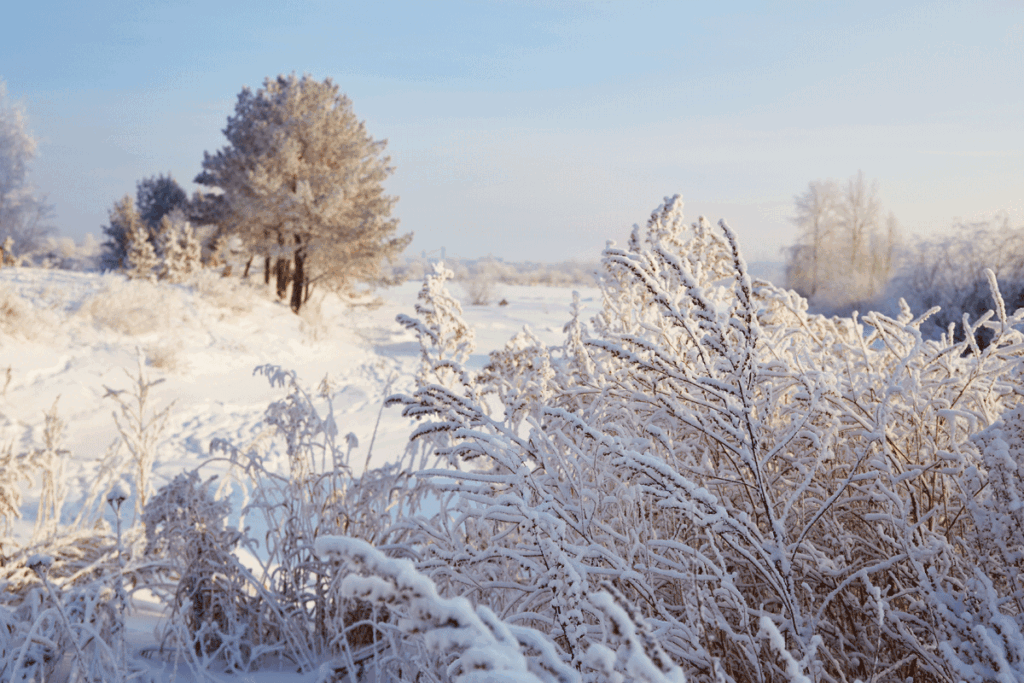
195 74 410 312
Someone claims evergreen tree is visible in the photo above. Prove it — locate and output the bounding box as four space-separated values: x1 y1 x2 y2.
102 195 137 271
157 214 185 282
195 73 411 312
136 173 187 233
120 196 159 280
181 218 202 276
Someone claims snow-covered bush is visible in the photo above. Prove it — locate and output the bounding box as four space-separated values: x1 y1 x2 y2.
75 274 184 336
0 555 125 683
136 364 435 673
141 470 260 671
21 234 102 271
315 535 686 683
462 270 496 306
188 268 259 316
0 397 143 682
389 195 1024 682
0 281 60 341
890 212 1024 346
460 258 503 305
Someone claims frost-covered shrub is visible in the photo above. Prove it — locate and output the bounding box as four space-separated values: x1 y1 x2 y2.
398 262 476 394
460 258 503 306
142 342 185 372
188 268 259 316
141 470 261 670
462 271 495 306
890 213 1024 346
104 358 173 520
137 364 437 673
0 398 145 682
389 195 1024 682
22 234 102 271
315 535 685 683
0 282 59 341
0 561 124 683
76 274 186 336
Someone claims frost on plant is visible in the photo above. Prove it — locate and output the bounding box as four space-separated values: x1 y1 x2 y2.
7 192 1024 681
390 195 1024 682
0 391 152 682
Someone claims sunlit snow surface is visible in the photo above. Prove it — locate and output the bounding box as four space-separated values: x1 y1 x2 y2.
0 267 598 680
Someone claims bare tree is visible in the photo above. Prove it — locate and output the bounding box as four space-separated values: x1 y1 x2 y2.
786 171 895 309
787 179 841 298
841 170 882 282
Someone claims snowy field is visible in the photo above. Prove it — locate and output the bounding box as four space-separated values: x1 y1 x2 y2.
0 267 599 681
0 268 598 522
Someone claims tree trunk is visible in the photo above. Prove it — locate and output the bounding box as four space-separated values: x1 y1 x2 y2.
275 258 290 299
290 245 306 313
243 255 253 279
264 256 271 285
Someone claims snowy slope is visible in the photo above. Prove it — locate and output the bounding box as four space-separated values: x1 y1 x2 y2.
0 267 598 537
0 267 601 680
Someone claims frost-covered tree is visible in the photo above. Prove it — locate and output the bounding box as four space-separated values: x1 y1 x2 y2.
157 214 186 282
136 173 187 234
0 79 55 255
101 175 188 271
181 217 202 276
112 195 158 280
154 207 202 281
101 195 137 271
785 179 840 299
786 170 898 310
195 73 411 312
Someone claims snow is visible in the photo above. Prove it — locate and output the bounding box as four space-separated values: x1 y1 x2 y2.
0 266 598 680
11 213 1019 683
0 268 596 478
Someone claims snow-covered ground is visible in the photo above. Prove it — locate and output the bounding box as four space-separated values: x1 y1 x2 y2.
1 267 601 679
0 267 598 521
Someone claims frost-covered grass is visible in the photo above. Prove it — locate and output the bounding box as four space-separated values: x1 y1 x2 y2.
4 197 1024 681
0 262 600 681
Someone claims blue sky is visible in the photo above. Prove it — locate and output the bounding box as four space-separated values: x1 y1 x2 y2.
2 0 1022 262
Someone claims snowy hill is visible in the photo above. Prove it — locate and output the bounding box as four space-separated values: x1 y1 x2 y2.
0 266 604 680
0 267 598 465
1 268 597 525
